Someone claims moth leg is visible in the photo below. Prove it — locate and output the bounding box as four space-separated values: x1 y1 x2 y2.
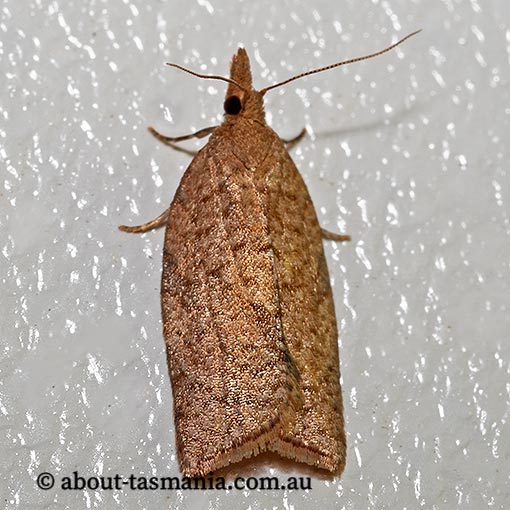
148 126 217 144
282 127 307 146
118 207 170 234
321 228 351 242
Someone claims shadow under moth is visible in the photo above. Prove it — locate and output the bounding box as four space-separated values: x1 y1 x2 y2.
120 31 419 478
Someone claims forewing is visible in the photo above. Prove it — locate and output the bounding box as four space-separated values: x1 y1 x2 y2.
258 135 346 474
161 130 300 477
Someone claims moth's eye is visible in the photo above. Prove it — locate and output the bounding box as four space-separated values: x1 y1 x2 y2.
224 95 242 115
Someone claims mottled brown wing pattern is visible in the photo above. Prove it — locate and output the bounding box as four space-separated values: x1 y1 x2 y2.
161 125 301 477
253 128 346 473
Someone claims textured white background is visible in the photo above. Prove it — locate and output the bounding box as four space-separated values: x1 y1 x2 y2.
1 0 509 508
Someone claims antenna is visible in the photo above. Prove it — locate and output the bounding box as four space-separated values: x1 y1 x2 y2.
259 30 421 95
166 63 248 92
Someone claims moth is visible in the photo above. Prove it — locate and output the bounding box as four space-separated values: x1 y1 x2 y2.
120 31 419 478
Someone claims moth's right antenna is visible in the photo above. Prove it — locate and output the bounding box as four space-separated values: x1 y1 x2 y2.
260 30 421 95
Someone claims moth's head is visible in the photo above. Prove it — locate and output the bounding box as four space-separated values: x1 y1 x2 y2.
166 31 420 128
223 48 265 123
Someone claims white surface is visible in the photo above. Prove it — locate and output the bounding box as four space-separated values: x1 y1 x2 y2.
1 0 509 508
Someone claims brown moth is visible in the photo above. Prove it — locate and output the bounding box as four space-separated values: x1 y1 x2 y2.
120 31 419 477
